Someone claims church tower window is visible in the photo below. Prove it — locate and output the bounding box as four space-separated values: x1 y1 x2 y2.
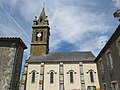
36 32 39 41
36 32 43 41
40 32 43 41
31 72 35 83
40 18 42 22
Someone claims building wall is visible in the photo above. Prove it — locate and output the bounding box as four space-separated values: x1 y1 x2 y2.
96 35 120 90
12 46 24 90
0 38 26 90
26 64 41 90
19 63 28 90
24 62 100 90
30 45 47 56
0 47 16 90
44 64 59 90
83 63 100 89
64 63 81 90
0 45 25 90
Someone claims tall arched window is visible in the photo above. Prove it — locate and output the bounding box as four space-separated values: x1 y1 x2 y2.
40 18 43 22
50 72 54 83
70 72 74 83
106 52 113 70
36 32 38 41
40 32 43 41
31 72 35 83
36 32 43 41
90 71 94 83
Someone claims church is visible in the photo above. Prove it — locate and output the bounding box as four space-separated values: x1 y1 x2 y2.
19 7 100 90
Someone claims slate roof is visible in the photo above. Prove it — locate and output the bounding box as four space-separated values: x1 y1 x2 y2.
0 37 27 49
27 51 95 63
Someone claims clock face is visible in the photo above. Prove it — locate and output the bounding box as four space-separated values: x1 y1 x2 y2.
37 33 42 37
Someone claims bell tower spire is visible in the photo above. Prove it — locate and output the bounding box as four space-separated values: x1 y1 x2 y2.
30 6 50 56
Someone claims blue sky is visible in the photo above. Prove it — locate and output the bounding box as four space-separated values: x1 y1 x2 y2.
0 0 120 72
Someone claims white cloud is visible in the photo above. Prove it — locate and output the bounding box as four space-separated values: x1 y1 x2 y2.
49 5 110 52
1 0 118 78
17 0 43 21
77 35 109 56
112 0 120 8
95 35 108 49
0 0 44 21
0 0 117 56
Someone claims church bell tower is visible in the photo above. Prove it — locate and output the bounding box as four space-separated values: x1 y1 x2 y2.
30 7 50 56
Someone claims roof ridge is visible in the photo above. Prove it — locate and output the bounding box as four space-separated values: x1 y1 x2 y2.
49 51 92 53
0 37 20 39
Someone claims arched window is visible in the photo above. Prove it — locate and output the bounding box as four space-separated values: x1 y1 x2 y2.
40 18 43 22
50 72 54 83
31 72 35 83
70 72 74 83
90 71 94 83
40 32 43 41
36 32 38 41
106 52 113 70
36 32 43 41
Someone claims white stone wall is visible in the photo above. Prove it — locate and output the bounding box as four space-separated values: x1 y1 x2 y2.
44 64 59 90
63 64 81 90
26 64 41 90
25 62 100 90
83 63 100 89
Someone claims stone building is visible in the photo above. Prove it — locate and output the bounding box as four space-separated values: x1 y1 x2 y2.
19 8 100 90
95 24 120 89
0 37 27 90
95 10 120 90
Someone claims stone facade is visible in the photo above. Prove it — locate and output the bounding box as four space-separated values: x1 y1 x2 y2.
0 38 27 90
95 25 120 90
20 62 100 90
